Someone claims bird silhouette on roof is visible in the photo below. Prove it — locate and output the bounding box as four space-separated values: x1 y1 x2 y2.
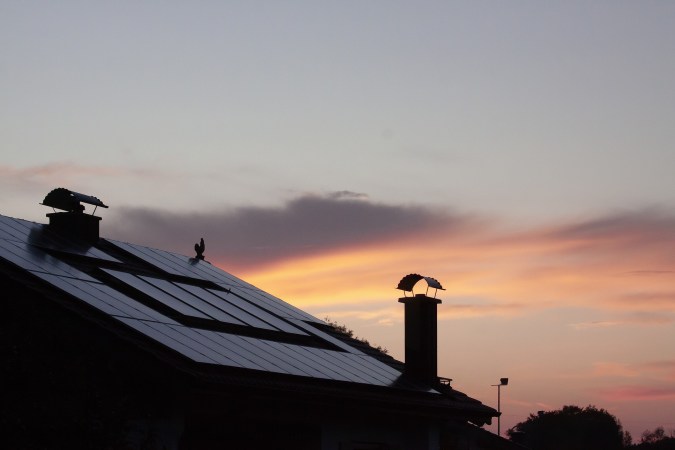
194 238 205 260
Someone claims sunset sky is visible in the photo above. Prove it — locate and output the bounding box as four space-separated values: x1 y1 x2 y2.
2 1 675 439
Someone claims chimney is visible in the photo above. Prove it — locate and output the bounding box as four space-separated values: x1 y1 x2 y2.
41 188 108 244
397 274 444 384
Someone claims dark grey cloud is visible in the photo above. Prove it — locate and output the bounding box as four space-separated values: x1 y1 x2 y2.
326 190 369 200
105 193 470 270
549 208 675 243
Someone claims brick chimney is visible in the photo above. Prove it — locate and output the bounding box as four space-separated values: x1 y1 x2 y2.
397 274 444 384
42 188 107 244
47 211 102 243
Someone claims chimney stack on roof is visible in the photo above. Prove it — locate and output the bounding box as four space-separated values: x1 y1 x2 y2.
41 188 108 244
397 274 444 384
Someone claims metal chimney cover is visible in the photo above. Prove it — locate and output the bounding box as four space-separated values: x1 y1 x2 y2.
396 273 445 293
41 188 108 213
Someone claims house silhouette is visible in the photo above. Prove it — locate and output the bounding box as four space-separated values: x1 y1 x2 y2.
0 189 521 449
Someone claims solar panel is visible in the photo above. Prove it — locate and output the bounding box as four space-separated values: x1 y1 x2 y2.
287 318 366 355
114 318 217 364
0 225 17 241
0 239 97 281
0 215 119 262
177 284 276 330
30 272 175 324
262 340 340 380
162 324 249 366
302 346 383 385
0 215 34 242
213 333 295 374
353 353 403 379
108 239 321 323
206 289 307 335
194 329 271 371
225 285 321 323
107 240 224 282
331 351 398 385
190 328 268 370
103 269 212 319
231 335 316 376
138 276 245 325
272 342 356 382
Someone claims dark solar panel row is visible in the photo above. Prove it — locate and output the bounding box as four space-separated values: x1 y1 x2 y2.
103 269 307 334
226 284 321 323
287 318 366 355
115 317 217 364
22 265 406 386
179 284 275 329
0 216 119 262
108 239 320 323
104 269 212 319
111 317 403 386
207 288 307 334
31 272 176 323
0 238 98 281
140 276 246 325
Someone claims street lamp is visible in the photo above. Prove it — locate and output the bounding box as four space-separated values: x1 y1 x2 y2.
492 378 509 436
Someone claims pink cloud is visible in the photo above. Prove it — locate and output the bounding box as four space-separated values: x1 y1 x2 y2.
570 321 623 330
638 361 675 382
598 385 675 401
439 301 526 319
0 163 167 185
591 362 640 378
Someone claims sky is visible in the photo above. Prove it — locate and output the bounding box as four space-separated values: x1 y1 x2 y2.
2 0 675 439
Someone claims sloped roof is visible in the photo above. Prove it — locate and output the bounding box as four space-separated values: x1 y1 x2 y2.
0 212 497 423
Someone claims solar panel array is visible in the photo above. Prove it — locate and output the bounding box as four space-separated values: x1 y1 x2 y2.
0 214 411 389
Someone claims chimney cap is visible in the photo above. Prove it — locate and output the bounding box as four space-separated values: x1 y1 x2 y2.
41 188 108 213
396 273 445 297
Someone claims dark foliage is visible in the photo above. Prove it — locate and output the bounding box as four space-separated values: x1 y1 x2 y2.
507 405 626 450
324 317 389 354
631 427 675 449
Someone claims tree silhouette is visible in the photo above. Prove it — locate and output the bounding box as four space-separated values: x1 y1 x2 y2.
642 427 667 444
631 427 675 449
507 405 626 450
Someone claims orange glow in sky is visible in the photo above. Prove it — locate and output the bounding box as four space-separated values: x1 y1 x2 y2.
237 221 675 437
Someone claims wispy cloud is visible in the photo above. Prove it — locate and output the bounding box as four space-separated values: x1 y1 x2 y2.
598 385 675 401
0 163 170 204
0 162 161 182
570 321 624 330
570 312 675 329
591 360 675 381
591 362 641 378
546 210 675 244
439 300 527 319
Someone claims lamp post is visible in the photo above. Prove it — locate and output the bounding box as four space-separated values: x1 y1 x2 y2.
492 377 509 436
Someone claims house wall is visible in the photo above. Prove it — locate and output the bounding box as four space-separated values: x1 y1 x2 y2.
1 275 187 450
322 420 441 450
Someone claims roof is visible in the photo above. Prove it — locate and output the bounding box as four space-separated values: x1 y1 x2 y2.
0 212 497 424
